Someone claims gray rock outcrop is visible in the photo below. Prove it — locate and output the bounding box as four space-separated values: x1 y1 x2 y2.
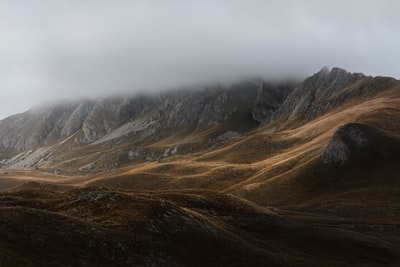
0 81 266 152
276 67 366 122
251 81 294 123
321 123 369 164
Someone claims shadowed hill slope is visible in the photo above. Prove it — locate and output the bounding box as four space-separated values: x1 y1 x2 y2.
0 183 398 267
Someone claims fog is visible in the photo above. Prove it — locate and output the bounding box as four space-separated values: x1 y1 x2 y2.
0 0 399 118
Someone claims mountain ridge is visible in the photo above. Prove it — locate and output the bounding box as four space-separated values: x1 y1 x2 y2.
0 67 386 171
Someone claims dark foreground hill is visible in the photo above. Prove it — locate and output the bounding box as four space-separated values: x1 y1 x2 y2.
0 182 398 267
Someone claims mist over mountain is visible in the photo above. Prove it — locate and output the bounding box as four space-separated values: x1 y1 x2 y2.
1 1 400 265
0 66 395 171
1 0 400 119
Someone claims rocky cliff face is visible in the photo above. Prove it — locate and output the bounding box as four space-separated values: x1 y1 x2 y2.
273 67 366 122
0 103 81 150
80 96 155 142
0 67 393 169
0 80 291 153
246 67 371 127
251 81 294 123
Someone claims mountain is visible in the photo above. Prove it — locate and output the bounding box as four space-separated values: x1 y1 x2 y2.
0 67 382 171
0 67 400 266
1 67 397 172
0 79 294 170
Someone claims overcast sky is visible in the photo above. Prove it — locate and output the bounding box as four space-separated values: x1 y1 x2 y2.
0 0 399 119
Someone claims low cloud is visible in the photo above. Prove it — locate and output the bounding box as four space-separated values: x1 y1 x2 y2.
0 0 399 118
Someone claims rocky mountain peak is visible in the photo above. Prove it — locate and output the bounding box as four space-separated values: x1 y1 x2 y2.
273 67 367 122
318 66 330 74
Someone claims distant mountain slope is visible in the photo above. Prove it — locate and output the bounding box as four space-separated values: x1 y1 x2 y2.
0 67 385 171
0 79 293 169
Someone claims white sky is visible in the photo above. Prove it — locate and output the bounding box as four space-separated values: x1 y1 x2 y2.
0 0 399 118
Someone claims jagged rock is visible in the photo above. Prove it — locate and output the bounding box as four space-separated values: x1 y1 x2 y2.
61 100 95 137
321 123 372 164
277 67 366 121
0 102 82 150
163 147 178 157
128 150 143 160
217 131 241 140
251 81 294 123
0 81 264 153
